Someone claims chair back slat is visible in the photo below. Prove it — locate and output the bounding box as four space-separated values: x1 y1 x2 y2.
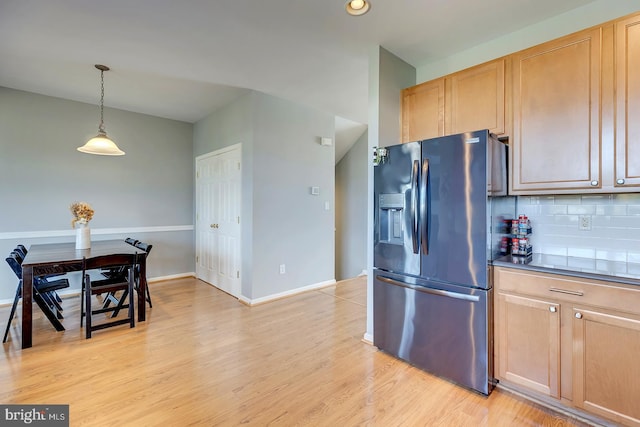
124 238 138 247
134 242 152 254
5 254 22 279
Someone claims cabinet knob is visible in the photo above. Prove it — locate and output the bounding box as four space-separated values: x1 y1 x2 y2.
617 178 625 185
575 312 583 319
590 180 599 187
549 306 557 313
210 224 215 228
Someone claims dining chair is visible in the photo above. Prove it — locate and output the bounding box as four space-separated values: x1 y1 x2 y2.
80 253 137 339
9 250 65 316
12 248 65 313
3 253 69 343
102 240 153 317
134 242 153 307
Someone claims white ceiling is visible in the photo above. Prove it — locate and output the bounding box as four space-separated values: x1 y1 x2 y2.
0 0 596 161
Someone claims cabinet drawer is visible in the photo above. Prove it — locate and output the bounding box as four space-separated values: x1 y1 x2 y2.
494 267 640 316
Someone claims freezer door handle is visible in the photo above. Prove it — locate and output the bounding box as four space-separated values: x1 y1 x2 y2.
377 275 480 302
411 160 419 254
420 158 430 255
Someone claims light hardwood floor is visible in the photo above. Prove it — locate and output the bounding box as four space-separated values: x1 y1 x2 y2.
1 276 586 426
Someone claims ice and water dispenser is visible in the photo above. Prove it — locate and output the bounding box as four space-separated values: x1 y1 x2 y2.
378 193 405 245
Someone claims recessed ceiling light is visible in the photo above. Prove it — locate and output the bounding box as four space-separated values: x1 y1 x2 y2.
345 0 370 16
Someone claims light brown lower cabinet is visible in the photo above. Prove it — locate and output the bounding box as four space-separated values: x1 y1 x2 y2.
572 307 640 425
494 267 640 426
497 293 560 398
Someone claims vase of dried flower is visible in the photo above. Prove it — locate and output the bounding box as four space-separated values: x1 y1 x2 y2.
75 222 91 250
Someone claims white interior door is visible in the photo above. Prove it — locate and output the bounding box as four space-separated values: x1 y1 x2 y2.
196 144 241 297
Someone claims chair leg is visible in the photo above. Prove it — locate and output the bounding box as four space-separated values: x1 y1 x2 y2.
146 284 153 308
85 274 92 339
33 291 65 332
128 269 135 328
3 283 22 343
111 289 129 318
80 276 85 327
102 291 115 309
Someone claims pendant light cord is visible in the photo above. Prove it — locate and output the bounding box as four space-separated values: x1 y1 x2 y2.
98 69 106 134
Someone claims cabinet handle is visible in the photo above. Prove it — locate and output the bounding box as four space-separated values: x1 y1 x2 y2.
549 287 584 296
575 312 583 319
590 180 599 187
617 178 625 185
549 306 557 313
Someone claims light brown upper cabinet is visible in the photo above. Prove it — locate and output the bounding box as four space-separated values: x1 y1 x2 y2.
401 78 445 142
401 58 507 143
445 58 508 137
511 27 603 194
615 15 640 188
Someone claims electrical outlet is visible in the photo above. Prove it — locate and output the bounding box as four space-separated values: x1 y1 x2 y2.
279 264 286 274
579 215 591 231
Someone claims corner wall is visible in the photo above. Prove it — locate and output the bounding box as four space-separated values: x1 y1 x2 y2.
335 130 368 280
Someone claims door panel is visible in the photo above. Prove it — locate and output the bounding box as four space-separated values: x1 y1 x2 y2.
420 131 489 288
196 145 242 297
573 308 640 425
497 293 560 398
373 271 492 395
373 141 421 276
616 16 640 187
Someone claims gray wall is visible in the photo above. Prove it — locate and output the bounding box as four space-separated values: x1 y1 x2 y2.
335 130 368 280
0 87 194 302
194 91 335 301
366 47 416 341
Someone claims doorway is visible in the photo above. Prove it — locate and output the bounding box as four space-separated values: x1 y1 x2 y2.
195 144 242 298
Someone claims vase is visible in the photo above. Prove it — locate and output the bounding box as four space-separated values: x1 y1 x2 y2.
75 223 91 250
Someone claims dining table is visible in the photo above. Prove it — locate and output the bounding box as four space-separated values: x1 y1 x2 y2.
20 239 148 349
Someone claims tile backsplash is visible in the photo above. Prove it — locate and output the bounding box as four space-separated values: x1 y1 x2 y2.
516 194 640 263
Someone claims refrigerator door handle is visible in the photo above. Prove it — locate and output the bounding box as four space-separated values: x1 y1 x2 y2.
420 158 429 255
377 275 481 302
410 160 419 254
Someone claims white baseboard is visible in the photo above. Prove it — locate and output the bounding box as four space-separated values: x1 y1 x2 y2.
148 272 195 283
239 279 337 306
358 269 368 276
362 332 373 344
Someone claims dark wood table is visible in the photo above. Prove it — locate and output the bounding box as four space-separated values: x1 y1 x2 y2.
21 240 148 349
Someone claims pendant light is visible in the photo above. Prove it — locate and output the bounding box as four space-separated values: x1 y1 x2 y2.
77 64 125 156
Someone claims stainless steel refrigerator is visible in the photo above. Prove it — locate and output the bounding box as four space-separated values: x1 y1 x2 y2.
373 130 514 395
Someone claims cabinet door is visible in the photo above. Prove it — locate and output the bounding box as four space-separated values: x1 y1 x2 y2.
496 292 561 398
572 307 640 426
511 28 602 193
401 78 444 142
446 58 507 136
615 16 640 188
